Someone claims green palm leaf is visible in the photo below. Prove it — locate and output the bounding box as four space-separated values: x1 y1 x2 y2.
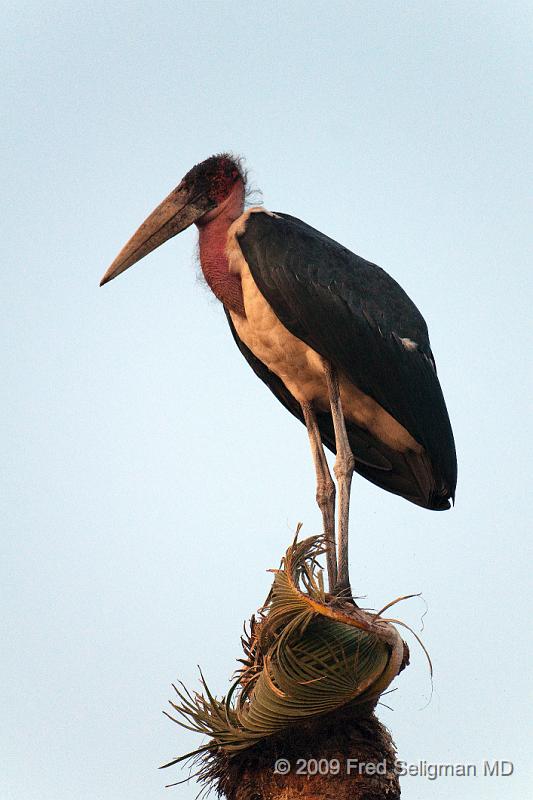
162 534 407 768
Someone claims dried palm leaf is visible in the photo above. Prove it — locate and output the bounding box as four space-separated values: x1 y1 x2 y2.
162 534 414 772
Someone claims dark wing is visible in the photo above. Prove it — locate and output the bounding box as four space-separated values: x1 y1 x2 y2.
234 211 457 507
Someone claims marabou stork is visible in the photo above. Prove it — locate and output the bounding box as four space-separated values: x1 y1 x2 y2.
100 154 457 596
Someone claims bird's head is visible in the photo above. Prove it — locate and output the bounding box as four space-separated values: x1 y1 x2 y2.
100 153 245 286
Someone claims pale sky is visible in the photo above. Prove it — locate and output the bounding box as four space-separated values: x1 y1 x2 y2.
2 2 531 799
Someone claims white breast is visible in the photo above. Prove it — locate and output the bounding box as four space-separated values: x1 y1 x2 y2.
226 209 421 454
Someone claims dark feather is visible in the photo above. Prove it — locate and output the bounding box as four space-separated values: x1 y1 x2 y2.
227 211 457 509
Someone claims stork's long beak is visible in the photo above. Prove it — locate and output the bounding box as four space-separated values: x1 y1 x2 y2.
100 185 215 286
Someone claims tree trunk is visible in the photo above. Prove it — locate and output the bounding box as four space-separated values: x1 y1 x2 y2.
209 702 400 800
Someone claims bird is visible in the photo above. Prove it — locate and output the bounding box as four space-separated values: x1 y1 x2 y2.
100 153 457 597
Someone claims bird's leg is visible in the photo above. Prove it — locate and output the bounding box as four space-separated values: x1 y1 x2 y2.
301 401 338 592
322 359 354 598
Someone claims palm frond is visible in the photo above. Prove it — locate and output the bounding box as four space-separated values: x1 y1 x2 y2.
162 534 410 768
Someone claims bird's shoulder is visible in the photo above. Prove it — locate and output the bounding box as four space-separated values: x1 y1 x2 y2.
238 209 431 352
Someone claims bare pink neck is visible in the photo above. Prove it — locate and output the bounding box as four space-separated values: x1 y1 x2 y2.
196 185 245 316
